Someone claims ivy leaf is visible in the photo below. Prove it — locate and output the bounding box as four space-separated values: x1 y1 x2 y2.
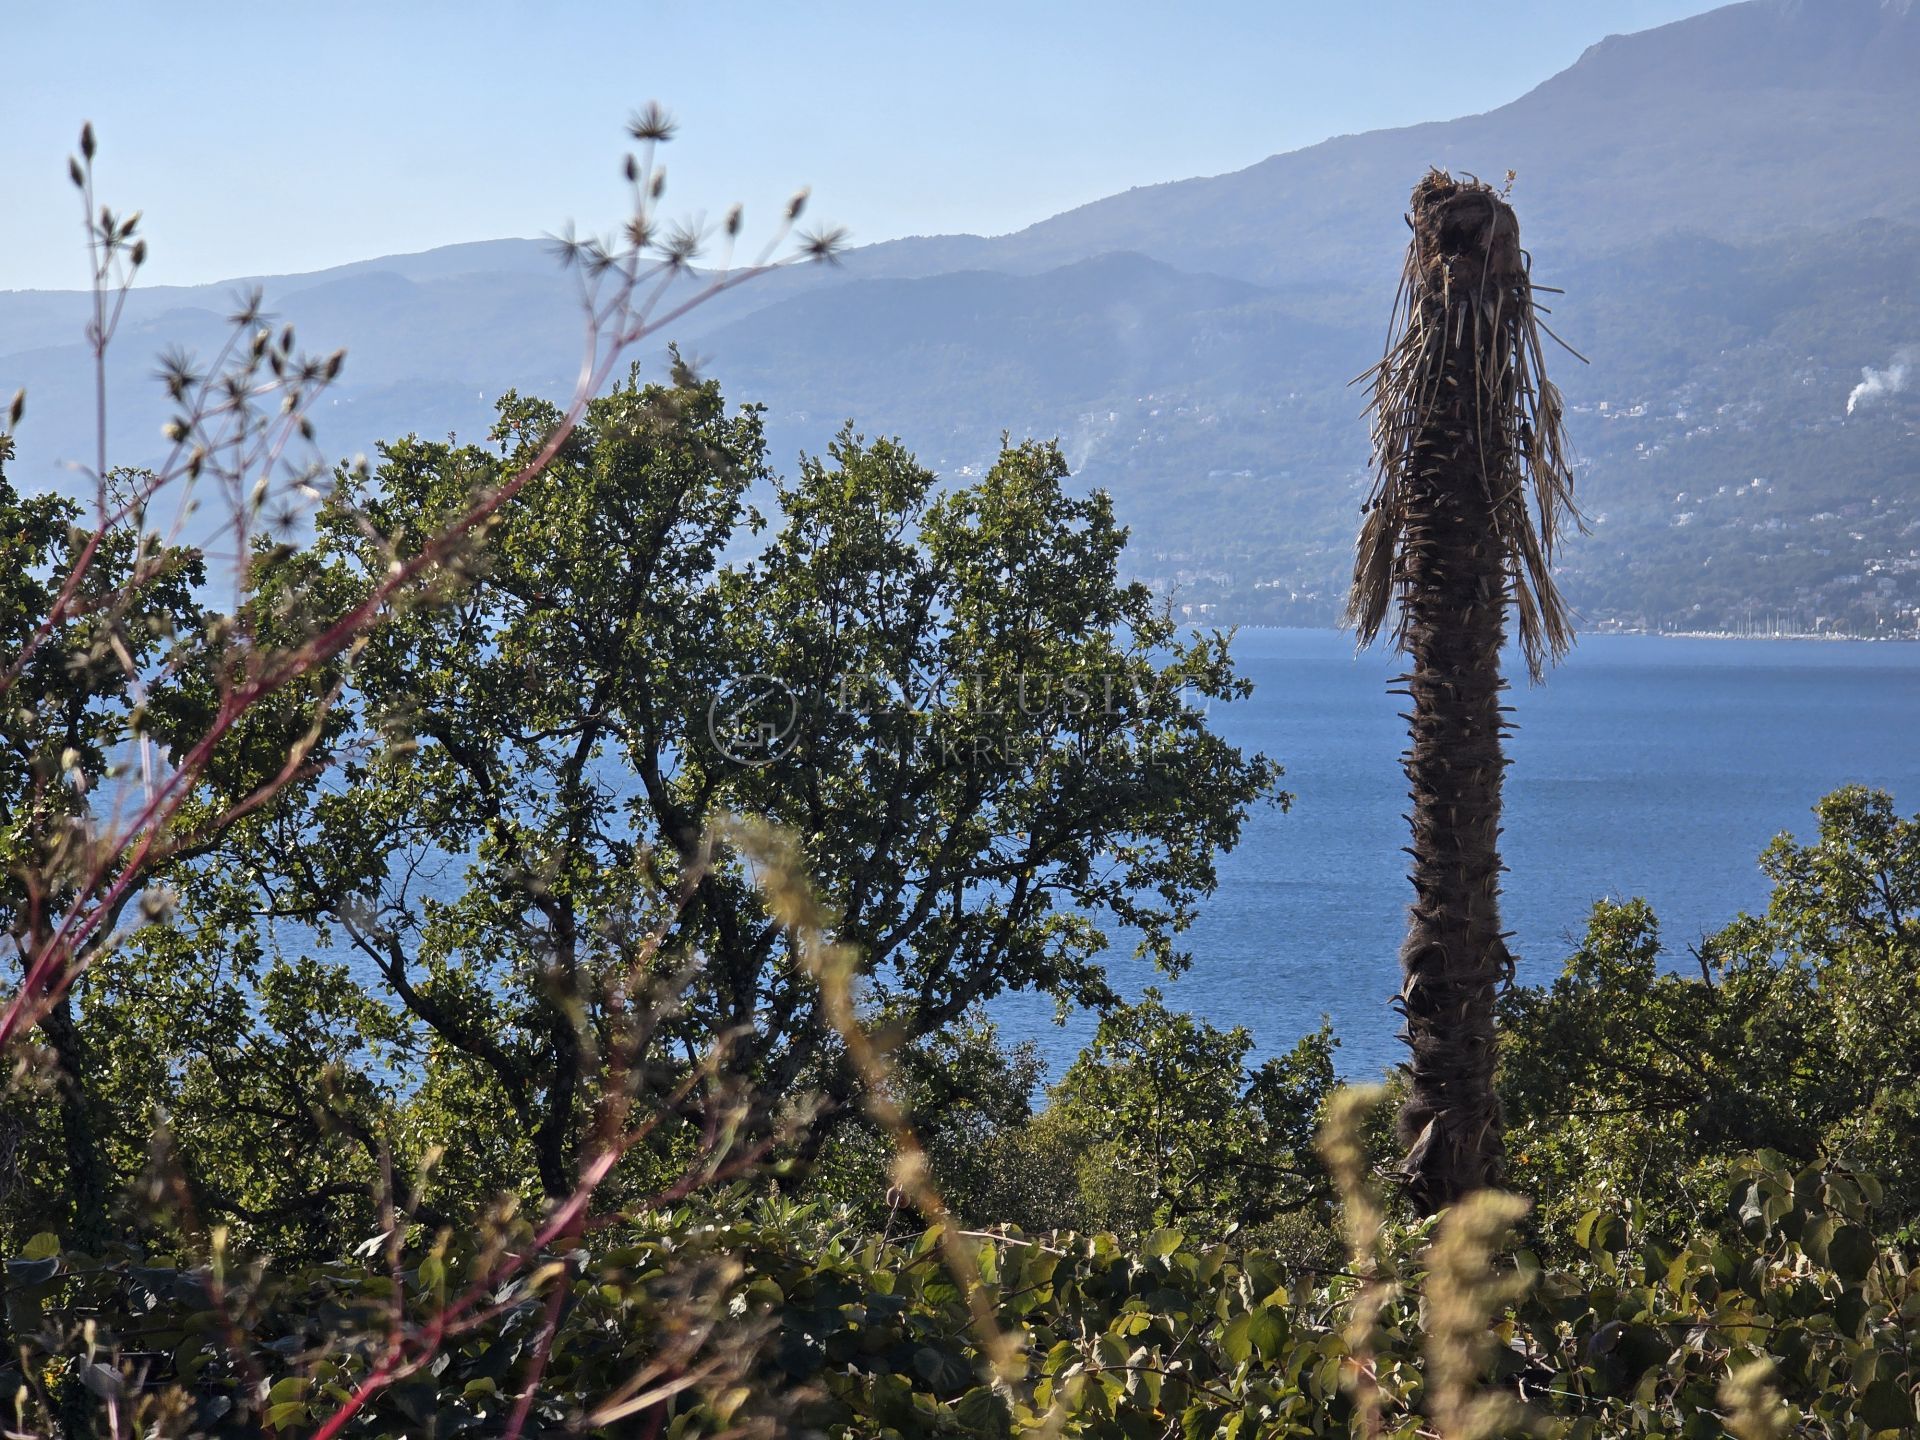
1572 1209 1604 1251
1825 1225 1875 1286
266 1376 310 1404
1854 1375 1916 1433
911 1345 972 1393
1143 1227 1186 1260
953 1386 1012 1439
1221 1306 1287 1367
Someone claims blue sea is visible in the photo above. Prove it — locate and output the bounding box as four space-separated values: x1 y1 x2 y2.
987 629 1920 1083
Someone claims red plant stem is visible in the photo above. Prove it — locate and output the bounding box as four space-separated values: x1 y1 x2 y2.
502 1280 569 1440
304 1351 400 1440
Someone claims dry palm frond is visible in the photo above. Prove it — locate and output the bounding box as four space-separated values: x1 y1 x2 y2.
1346 170 1584 680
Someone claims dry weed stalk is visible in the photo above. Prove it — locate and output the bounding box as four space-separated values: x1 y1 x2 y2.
1719 1359 1795 1440
1422 1190 1535 1440
724 815 1023 1388
1318 1084 1393 1437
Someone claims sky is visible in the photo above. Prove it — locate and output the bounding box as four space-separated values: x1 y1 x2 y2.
4 1 1731 293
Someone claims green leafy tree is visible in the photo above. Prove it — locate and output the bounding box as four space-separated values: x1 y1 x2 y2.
1502 785 1920 1243
119 367 1280 1237
0 438 204 1249
1042 989 1337 1241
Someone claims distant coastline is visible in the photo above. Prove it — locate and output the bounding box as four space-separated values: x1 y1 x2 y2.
1596 627 1905 643
1219 622 1919 644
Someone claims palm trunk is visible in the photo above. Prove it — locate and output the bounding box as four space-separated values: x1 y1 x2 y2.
1392 402 1513 1214
1347 171 1579 1215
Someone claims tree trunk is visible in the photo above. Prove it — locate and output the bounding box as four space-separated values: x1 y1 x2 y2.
1347 171 1577 1213
1393 451 1512 1215
1382 176 1531 1213
38 994 115 1250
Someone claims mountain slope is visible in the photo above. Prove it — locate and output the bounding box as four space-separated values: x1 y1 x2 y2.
897 0 1920 295
4 0 1917 634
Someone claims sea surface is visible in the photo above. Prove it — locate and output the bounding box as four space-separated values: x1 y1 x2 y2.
986 629 1920 1082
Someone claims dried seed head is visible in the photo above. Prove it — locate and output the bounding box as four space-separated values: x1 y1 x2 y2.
799 226 849 264
626 101 677 143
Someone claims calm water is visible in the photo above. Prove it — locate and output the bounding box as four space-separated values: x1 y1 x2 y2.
987 630 1920 1081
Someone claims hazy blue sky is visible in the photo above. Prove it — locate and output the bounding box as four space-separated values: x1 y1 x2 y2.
5 1 1729 291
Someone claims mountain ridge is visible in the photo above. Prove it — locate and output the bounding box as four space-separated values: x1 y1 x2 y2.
4 0 1917 635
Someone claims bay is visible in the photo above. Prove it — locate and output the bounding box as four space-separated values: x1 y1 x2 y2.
987 629 1920 1082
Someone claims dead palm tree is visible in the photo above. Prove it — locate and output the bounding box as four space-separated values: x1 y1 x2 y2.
1348 169 1580 1214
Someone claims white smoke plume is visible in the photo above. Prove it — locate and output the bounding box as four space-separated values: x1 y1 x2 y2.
1847 347 1915 415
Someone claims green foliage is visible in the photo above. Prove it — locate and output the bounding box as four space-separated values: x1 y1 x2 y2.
8 1150 1916 1437
1501 786 1920 1247
1043 990 1337 1249
9 366 1280 1258
0 457 203 899
0 446 205 1252
803 1013 1051 1230
806 994 1354 1264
